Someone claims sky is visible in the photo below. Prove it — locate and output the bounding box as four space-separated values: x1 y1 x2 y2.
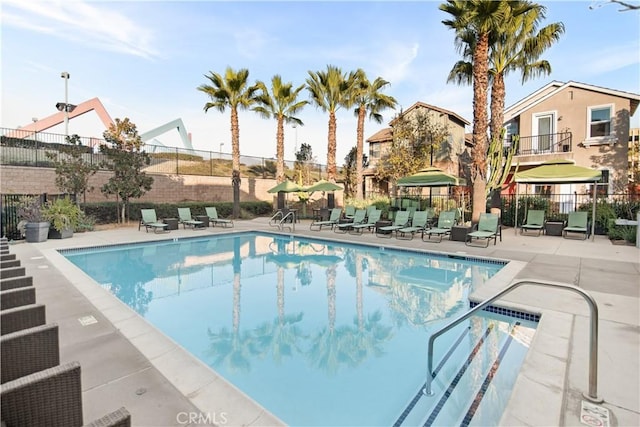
1 0 639 165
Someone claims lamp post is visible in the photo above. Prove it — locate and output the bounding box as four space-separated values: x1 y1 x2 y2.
32 117 38 141
61 72 70 137
219 143 224 159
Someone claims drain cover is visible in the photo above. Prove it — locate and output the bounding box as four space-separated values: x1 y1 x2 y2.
78 315 98 326
580 401 610 427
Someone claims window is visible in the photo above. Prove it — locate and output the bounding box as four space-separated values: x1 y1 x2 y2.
369 142 381 160
588 105 613 139
589 169 610 196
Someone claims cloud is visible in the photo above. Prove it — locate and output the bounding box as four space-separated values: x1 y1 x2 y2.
373 42 420 84
1 0 159 59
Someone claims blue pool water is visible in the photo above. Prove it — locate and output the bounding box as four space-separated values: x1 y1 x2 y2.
63 232 536 426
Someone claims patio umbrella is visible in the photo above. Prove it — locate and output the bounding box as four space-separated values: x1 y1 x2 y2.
267 180 304 193
397 167 466 187
514 160 601 240
305 179 343 193
397 167 467 212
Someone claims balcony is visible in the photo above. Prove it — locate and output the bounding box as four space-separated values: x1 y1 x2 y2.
506 131 572 159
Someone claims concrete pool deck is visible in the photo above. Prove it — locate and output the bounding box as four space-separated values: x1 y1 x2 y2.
6 218 639 426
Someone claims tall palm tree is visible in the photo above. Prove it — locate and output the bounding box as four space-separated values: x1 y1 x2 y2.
352 69 397 199
447 2 564 143
440 0 511 222
306 65 357 183
254 76 308 183
198 67 260 218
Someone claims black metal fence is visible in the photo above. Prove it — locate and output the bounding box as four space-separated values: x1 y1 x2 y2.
506 131 572 156
0 193 72 240
1 127 335 179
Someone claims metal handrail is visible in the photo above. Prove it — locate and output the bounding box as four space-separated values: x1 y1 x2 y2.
424 278 602 403
269 211 284 227
279 211 296 231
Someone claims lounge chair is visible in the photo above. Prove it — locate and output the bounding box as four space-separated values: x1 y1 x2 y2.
350 209 382 235
205 207 233 228
177 207 204 230
422 210 456 243
139 209 169 233
396 210 432 240
310 208 342 231
563 211 589 240
344 205 356 219
466 213 500 247
521 209 545 236
376 210 410 238
334 209 366 233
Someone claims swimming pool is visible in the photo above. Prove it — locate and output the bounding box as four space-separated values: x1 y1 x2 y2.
63 232 537 426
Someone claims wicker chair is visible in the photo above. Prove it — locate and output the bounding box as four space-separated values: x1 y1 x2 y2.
1 304 46 336
0 266 26 280
1 286 36 310
1 361 132 427
1 361 84 427
1 323 60 384
1 275 34 291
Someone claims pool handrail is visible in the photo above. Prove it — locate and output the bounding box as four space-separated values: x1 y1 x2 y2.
423 278 602 403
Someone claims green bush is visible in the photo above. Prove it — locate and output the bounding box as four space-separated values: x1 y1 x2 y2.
82 201 272 224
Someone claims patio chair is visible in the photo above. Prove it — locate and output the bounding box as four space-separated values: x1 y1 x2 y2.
1 323 59 384
344 205 356 219
563 211 589 240
396 210 432 240
334 209 366 233
205 207 233 228
422 210 456 243
177 207 204 230
466 213 500 247
1 304 46 336
520 209 546 236
1 275 33 291
310 208 342 231
1 286 36 310
350 209 382 235
0 360 132 427
138 209 169 233
376 210 410 238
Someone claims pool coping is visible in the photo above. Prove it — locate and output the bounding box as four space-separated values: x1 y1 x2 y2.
43 229 576 426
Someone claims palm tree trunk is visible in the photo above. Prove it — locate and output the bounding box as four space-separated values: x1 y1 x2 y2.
471 32 490 223
489 74 506 145
231 107 241 218
276 117 285 183
356 107 366 199
327 111 337 183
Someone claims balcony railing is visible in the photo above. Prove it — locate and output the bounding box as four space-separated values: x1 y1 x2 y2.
507 131 572 156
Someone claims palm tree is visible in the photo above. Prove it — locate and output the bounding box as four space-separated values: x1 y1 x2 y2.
447 2 564 143
352 69 397 199
440 0 511 222
254 76 308 183
306 65 357 183
198 67 260 218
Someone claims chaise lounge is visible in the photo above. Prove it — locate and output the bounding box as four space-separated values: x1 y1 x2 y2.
139 209 169 233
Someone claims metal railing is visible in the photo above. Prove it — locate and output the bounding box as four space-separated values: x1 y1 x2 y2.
424 278 602 403
0 127 336 179
507 131 572 156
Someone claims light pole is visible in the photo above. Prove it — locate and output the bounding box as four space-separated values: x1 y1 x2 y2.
219 143 224 159
292 123 298 154
61 72 70 136
32 117 38 141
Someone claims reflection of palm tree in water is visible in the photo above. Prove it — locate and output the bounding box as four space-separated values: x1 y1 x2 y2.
253 266 306 363
206 237 255 373
308 262 393 374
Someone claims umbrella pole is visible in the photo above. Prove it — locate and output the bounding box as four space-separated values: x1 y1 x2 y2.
515 183 519 235
591 182 596 241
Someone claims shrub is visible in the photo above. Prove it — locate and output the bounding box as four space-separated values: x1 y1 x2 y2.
41 197 81 232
